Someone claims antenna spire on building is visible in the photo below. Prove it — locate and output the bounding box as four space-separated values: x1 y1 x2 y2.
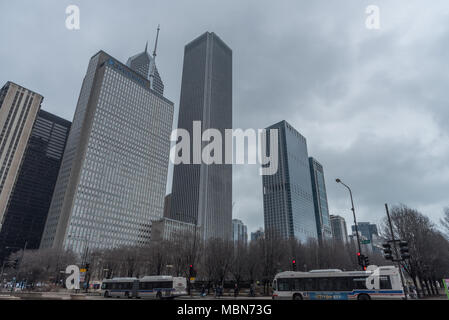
153 24 160 58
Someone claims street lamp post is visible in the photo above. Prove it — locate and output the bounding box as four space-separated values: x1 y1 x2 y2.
336 179 363 269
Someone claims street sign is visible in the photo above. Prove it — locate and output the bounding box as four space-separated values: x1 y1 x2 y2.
361 240 371 244
80 268 87 273
189 277 195 282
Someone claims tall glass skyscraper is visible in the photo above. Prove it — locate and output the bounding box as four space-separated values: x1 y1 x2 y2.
40 49 173 254
169 32 232 241
232 219 248 245
0 110 70 261
309 157 332 241
262 121 317 242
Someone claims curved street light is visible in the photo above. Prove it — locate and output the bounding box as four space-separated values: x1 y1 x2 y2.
336 179 363 267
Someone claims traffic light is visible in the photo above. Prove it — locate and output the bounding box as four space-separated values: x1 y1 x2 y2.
399 241 410 260
85 263 90 271
382 243 393 260
189 265 196 278
357 253 364 266
292 259 297 271
363 255 370 267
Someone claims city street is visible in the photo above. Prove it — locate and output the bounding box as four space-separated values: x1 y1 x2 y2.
1 3 449 314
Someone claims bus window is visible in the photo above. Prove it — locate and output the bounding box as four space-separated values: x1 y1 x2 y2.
334 277 350 291
304 278 316 291
352 277 368 290
140 282 151 290
317 278 333 291
278 279 290 291
379 276 392 289
292 278 304 291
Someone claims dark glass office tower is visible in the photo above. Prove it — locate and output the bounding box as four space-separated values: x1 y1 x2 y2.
0 110 70 261
309 157 332 242
169 32 232 241
262 121 317 242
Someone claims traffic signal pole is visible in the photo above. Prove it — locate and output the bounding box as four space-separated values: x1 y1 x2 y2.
385 204 408 300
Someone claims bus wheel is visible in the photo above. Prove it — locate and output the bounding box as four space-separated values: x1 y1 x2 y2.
357 294 371 301
104 291 110 298
125 292 131 299
293 293 303 300
156 292 163 300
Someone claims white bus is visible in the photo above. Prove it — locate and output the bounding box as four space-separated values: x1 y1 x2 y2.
272 266 405 300
137 276 187 299
101 278 139 298
101 276 187 299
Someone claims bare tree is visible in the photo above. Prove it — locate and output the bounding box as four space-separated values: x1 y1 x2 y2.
440 207 449 239
380 204 449 297
229 242 248 286
202 238 233 286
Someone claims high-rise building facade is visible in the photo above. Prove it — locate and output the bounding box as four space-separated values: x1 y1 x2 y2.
126 32 164 96
309 157 332 242
151 217 199 242
0 110 70 261
163 193 171 218
250 229 264 242
262 121 317 242
351 222 378 244
40 49 173 254
232 219 248 245
0 82 43 233
330 215 348 243
169 32 232 241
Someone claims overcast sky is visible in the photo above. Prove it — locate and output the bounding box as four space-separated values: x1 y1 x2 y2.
1 0 449 235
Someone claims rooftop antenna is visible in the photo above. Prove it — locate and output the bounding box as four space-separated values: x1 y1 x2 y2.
153 24 160 58
145 41 148 53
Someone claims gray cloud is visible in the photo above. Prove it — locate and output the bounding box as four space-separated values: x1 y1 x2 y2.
1 0 448 234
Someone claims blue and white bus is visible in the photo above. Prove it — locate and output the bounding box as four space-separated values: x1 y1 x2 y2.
101 276 187 299
137 276 187 299
272 266 405 300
